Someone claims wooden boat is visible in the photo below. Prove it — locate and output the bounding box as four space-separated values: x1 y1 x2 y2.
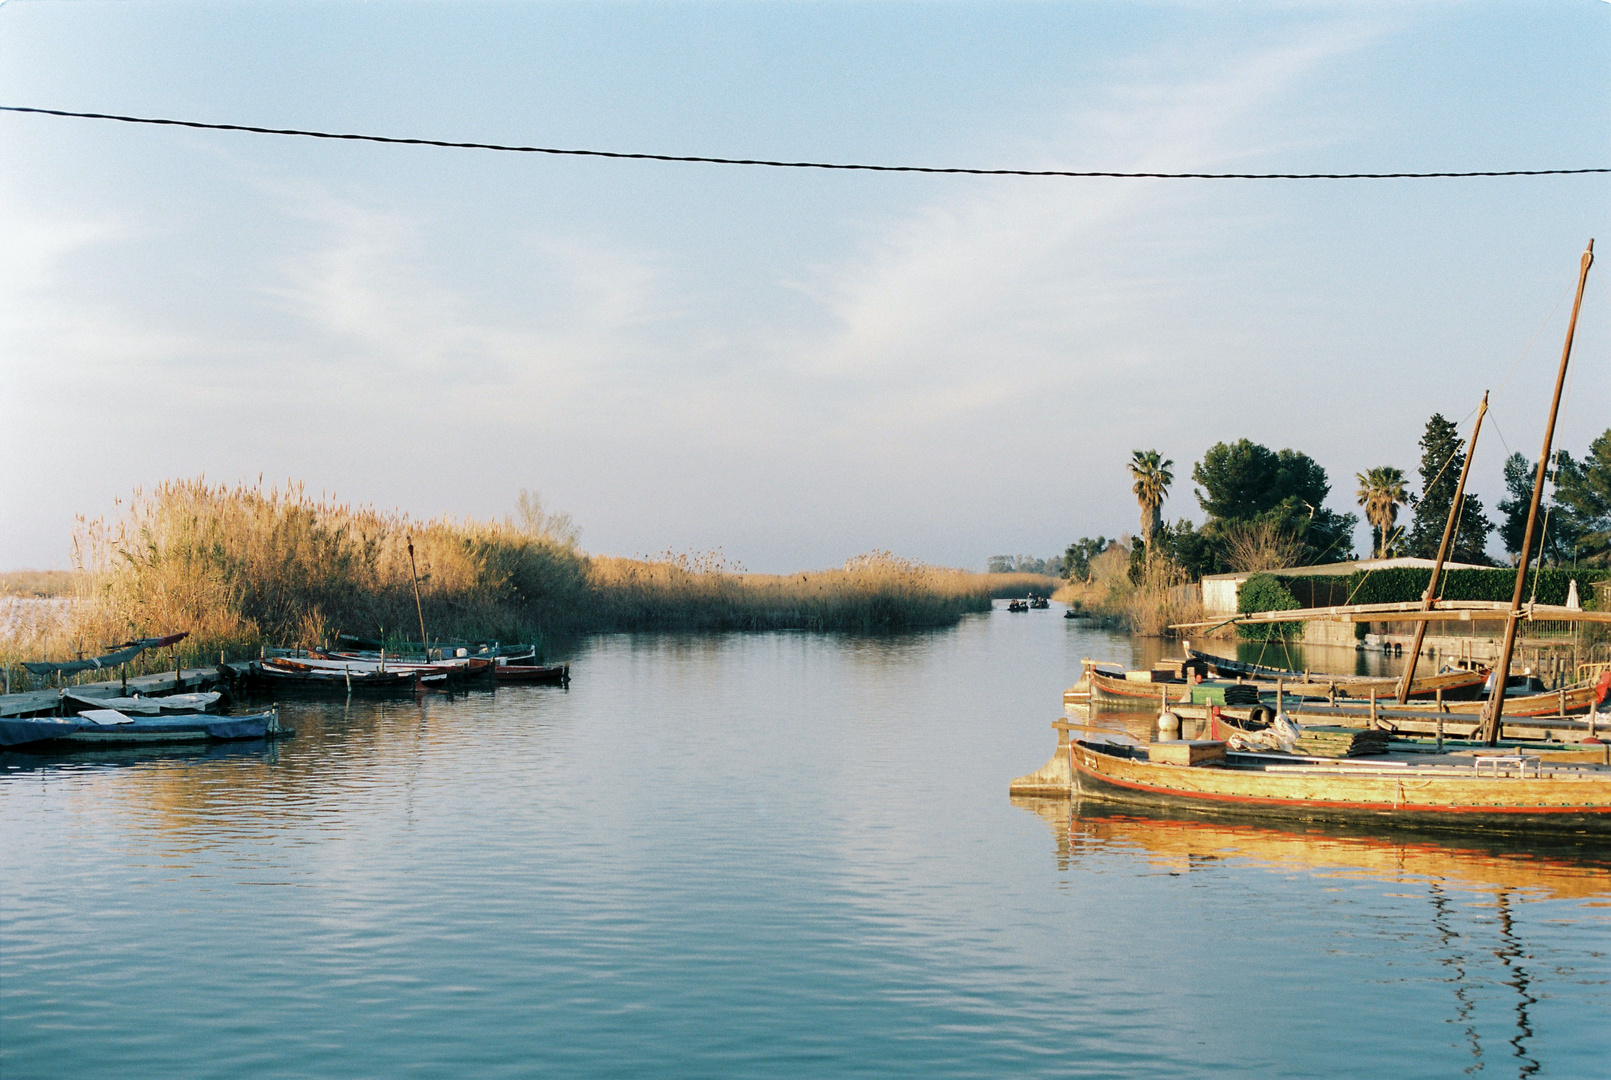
305 650 488 678
0 708 288 749
62 690 223 715
1058 734 1611 835
1185 649 1487 699
493 661 570 685
254 657 418 689
1081 660 1580 712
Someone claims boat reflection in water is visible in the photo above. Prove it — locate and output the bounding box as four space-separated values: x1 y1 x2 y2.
1014 795 1610 1076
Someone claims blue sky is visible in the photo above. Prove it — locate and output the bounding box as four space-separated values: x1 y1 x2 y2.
1 1 1607 571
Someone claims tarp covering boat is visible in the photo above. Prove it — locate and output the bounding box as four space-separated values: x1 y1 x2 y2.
21 632 190 676
0 708 284 749
62 690 222 715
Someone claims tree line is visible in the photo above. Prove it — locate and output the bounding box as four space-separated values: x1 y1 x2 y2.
1054 418 1611 584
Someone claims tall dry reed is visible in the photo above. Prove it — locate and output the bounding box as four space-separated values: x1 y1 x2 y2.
1052 543 1207 637
0 480 1060 688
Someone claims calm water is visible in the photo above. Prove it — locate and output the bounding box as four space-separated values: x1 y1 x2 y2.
3 608 1608 1079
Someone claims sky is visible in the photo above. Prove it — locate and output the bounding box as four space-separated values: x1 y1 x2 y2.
1 0 1608 572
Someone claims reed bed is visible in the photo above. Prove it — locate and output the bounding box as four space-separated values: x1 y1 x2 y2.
0 480 1059 688
1052 543 1208 637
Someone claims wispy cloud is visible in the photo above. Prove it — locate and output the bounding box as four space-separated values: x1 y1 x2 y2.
768 27 1376 441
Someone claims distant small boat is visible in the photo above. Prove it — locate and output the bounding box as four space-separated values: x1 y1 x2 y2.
1007 600 1029 613
1030 596 1050 609
493 661 570 685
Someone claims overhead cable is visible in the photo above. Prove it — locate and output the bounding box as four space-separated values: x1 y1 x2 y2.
3 105 1609 179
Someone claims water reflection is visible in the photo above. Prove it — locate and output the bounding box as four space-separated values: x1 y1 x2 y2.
1015 797 1607 1078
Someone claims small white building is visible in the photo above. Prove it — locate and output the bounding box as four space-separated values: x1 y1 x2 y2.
1200 557 1491 616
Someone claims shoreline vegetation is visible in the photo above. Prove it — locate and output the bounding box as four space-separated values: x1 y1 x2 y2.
0 480 1059 687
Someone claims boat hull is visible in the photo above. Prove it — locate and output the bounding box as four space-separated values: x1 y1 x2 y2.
1086 665 1609 717
1068 740 1611 836
0 711 287 749
493 663 569 684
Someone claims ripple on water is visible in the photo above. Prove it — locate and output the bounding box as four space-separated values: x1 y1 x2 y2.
3 618 1608 1079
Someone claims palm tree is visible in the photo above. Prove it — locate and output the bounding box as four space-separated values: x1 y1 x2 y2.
1129 450 1174 549
1355 466 1409 558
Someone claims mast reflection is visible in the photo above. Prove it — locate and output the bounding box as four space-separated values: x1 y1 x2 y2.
1014 797 1607 1078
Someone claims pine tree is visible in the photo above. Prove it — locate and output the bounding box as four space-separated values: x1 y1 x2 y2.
1406 414 1493 564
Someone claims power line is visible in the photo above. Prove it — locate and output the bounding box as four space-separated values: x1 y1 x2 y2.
4 105 1609 179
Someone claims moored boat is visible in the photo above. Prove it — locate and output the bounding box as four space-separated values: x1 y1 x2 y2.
493 661 570 685
1079 660 1601 716
1012 724 1611 836
1063 735 1611 835
254 657 419 689
0 708 289 749
62 690 223 715
1184 648 1488 700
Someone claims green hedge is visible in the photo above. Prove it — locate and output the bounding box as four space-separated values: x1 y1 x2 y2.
1238 573 1303 641
1274 567 1609 608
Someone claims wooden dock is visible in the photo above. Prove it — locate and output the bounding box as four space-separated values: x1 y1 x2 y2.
0 662 254 718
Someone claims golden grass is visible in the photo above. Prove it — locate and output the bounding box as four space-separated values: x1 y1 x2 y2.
1052 543 1207 637
0 479 1061 688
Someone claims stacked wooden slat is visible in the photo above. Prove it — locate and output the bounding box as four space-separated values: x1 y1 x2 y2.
1222 684 1261 706
1293 725 1390 758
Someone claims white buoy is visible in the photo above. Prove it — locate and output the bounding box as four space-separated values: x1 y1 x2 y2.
1157 710 1181 735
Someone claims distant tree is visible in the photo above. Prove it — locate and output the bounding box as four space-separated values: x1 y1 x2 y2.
1060 537 1110 581
1555 428 1611 566
1128 520 1220 583
1161 519 1220 581
1405 414 1493 564
1220 519 1305 573
988 555 1059 575
1128 450 1174 548
1496 451 1572 564
1355 466 1409 558
1191 439 1356 565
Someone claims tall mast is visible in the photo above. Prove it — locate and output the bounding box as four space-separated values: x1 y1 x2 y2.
1480 240 1594 745
1396 391 1487 704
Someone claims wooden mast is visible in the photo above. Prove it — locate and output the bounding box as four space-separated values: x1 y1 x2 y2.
1480 239 1594 745
1396 391 1487 703
407 534 430 661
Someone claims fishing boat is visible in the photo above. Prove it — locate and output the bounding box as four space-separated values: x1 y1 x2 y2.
1184 648 1487 699
1079 659 1606 718
254 657 419 689
62 690 224 715
0 708 289 749
1022 241 1610 833
492 661 570 685
306 650 490 679
1059 733 1611 835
